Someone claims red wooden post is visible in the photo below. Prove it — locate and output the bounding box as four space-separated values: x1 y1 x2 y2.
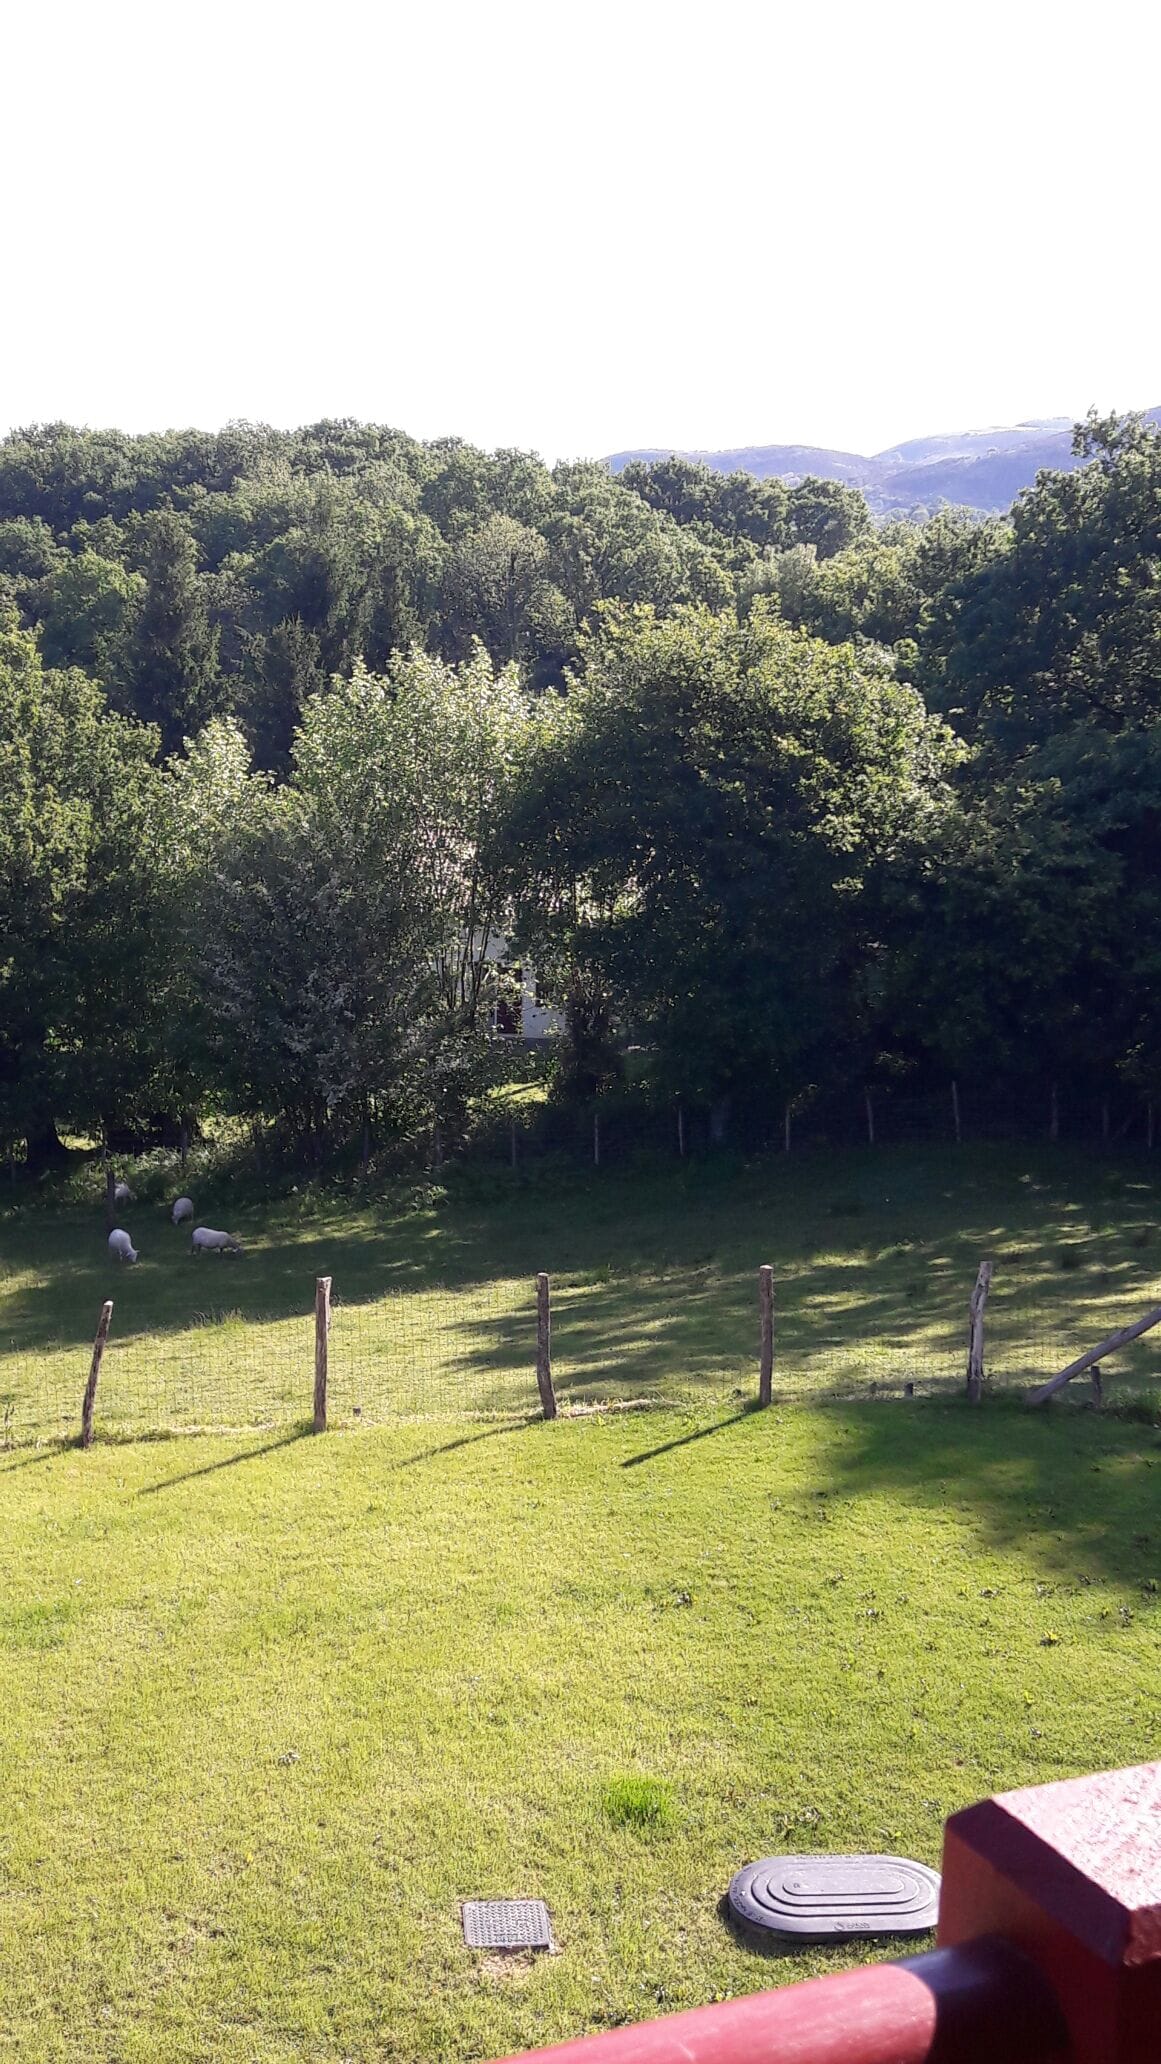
939 1760 1161 2064
488 1760 1161 2064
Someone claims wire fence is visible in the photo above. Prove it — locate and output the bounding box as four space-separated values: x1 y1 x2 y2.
466 1081 1161 1169
3 1253 1161 1448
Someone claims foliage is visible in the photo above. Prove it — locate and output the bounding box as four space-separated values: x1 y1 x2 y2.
0 410 1161 1163
0 611 166 1157
505 603 957 1113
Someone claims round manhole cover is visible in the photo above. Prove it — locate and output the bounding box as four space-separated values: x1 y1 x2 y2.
728 1853 940 1941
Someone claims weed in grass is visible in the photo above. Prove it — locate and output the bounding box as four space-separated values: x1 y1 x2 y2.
1057 1245 1086 1270
601 1777 675 1832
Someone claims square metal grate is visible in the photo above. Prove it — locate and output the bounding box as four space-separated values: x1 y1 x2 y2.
461 1899 555 1951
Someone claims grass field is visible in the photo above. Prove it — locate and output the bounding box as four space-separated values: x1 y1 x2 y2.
3 1398 1161 2063
4 1143 1161 2061
2 1143 1161 1439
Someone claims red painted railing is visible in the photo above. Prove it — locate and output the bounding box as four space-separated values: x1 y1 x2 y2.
491 1762 1161 2064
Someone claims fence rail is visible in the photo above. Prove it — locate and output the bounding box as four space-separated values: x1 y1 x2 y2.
3 1253 1160 1447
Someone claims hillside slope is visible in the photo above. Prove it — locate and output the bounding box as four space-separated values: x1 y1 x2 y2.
609 407 1161 515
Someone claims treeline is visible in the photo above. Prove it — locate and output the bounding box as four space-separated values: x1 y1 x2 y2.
1 409 1159 1169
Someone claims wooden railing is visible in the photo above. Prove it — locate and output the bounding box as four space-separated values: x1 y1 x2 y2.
491 1761 1161 2064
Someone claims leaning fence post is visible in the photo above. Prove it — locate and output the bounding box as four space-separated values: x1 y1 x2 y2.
758 1264 774 1407
81 1300 113 1447
966 1259 993 1403
536 1272 557 1419
314 1276 331 1432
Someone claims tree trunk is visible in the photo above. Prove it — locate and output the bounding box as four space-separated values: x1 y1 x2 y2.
24 1120 69 1175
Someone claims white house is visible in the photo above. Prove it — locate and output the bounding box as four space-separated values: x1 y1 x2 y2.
480 934 563 1044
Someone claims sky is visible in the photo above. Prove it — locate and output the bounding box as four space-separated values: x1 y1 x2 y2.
2 0 1158 462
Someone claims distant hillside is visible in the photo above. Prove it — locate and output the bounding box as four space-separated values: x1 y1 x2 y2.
608 409 1161 516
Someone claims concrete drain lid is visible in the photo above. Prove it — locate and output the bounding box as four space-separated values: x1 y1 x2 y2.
728 1854 940 1942
462 1900 555 1952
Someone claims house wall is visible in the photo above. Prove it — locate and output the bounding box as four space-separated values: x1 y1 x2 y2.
479 933 563 1043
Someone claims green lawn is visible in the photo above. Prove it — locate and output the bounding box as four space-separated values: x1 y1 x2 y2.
2 1144 1161 1440
4 1144 1161 2061
2 1399 1160 2063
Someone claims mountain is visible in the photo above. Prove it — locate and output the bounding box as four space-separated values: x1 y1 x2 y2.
607 409 1161 517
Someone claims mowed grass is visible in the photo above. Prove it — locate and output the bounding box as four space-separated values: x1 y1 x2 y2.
2 1143 1161 1438
3 1399 1161 2063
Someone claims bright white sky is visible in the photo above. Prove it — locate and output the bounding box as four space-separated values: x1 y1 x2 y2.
3 0 1158 462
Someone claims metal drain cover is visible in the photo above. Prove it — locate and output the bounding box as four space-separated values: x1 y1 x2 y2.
728 1854 940 1942
462 1899 555 1951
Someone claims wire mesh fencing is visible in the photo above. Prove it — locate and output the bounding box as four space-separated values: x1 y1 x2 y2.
3 1250 1160 1449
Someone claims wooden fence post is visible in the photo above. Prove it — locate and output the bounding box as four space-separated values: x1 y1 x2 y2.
783 1104 792 1154
951 1078 962 1145
81 1300 113 1447
1027 1299 1161 1406
314 1276 331 1432
864 1086 875 1146
758 1265 774 1407
676 1104 685 1158
593 1110 601 1168
965 1260 992 1403
536 1272 557 1420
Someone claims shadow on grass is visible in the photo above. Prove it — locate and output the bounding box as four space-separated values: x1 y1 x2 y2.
136 1428 311 1496
822 1392 1161 1592
621 1406 757 1467
391 1418 539 1469
0 1441 72 1472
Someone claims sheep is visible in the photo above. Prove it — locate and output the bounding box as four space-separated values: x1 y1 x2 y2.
172 1196 195 1225
113 1180 135 1205
108 1228 138 1263
191 1226 243 1255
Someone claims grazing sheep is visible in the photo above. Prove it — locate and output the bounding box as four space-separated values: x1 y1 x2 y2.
172 1196 195 1225
113 1180 135 1205
108 1228 138 1263
191 1226 243 1255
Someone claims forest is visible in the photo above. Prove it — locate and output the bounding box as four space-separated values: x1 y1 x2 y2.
1 408 1159 1168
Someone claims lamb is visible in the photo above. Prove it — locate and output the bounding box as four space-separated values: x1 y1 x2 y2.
172 1196 195 1225
113 1180 135 1205
108 1228 138 1263
191 1226 243 1255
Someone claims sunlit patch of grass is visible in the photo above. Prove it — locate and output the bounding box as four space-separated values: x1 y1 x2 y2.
601 1776 675 1831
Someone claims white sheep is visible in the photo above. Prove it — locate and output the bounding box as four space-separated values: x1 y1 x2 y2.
113 1180 135 1205
172 1196 195 1225
191 1226 243 1255
108 1228 138 1263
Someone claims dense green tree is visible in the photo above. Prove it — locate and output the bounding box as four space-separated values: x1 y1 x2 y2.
127 512 222 747
504 603 956 1117
0 611 166 1162
36 548 144 687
